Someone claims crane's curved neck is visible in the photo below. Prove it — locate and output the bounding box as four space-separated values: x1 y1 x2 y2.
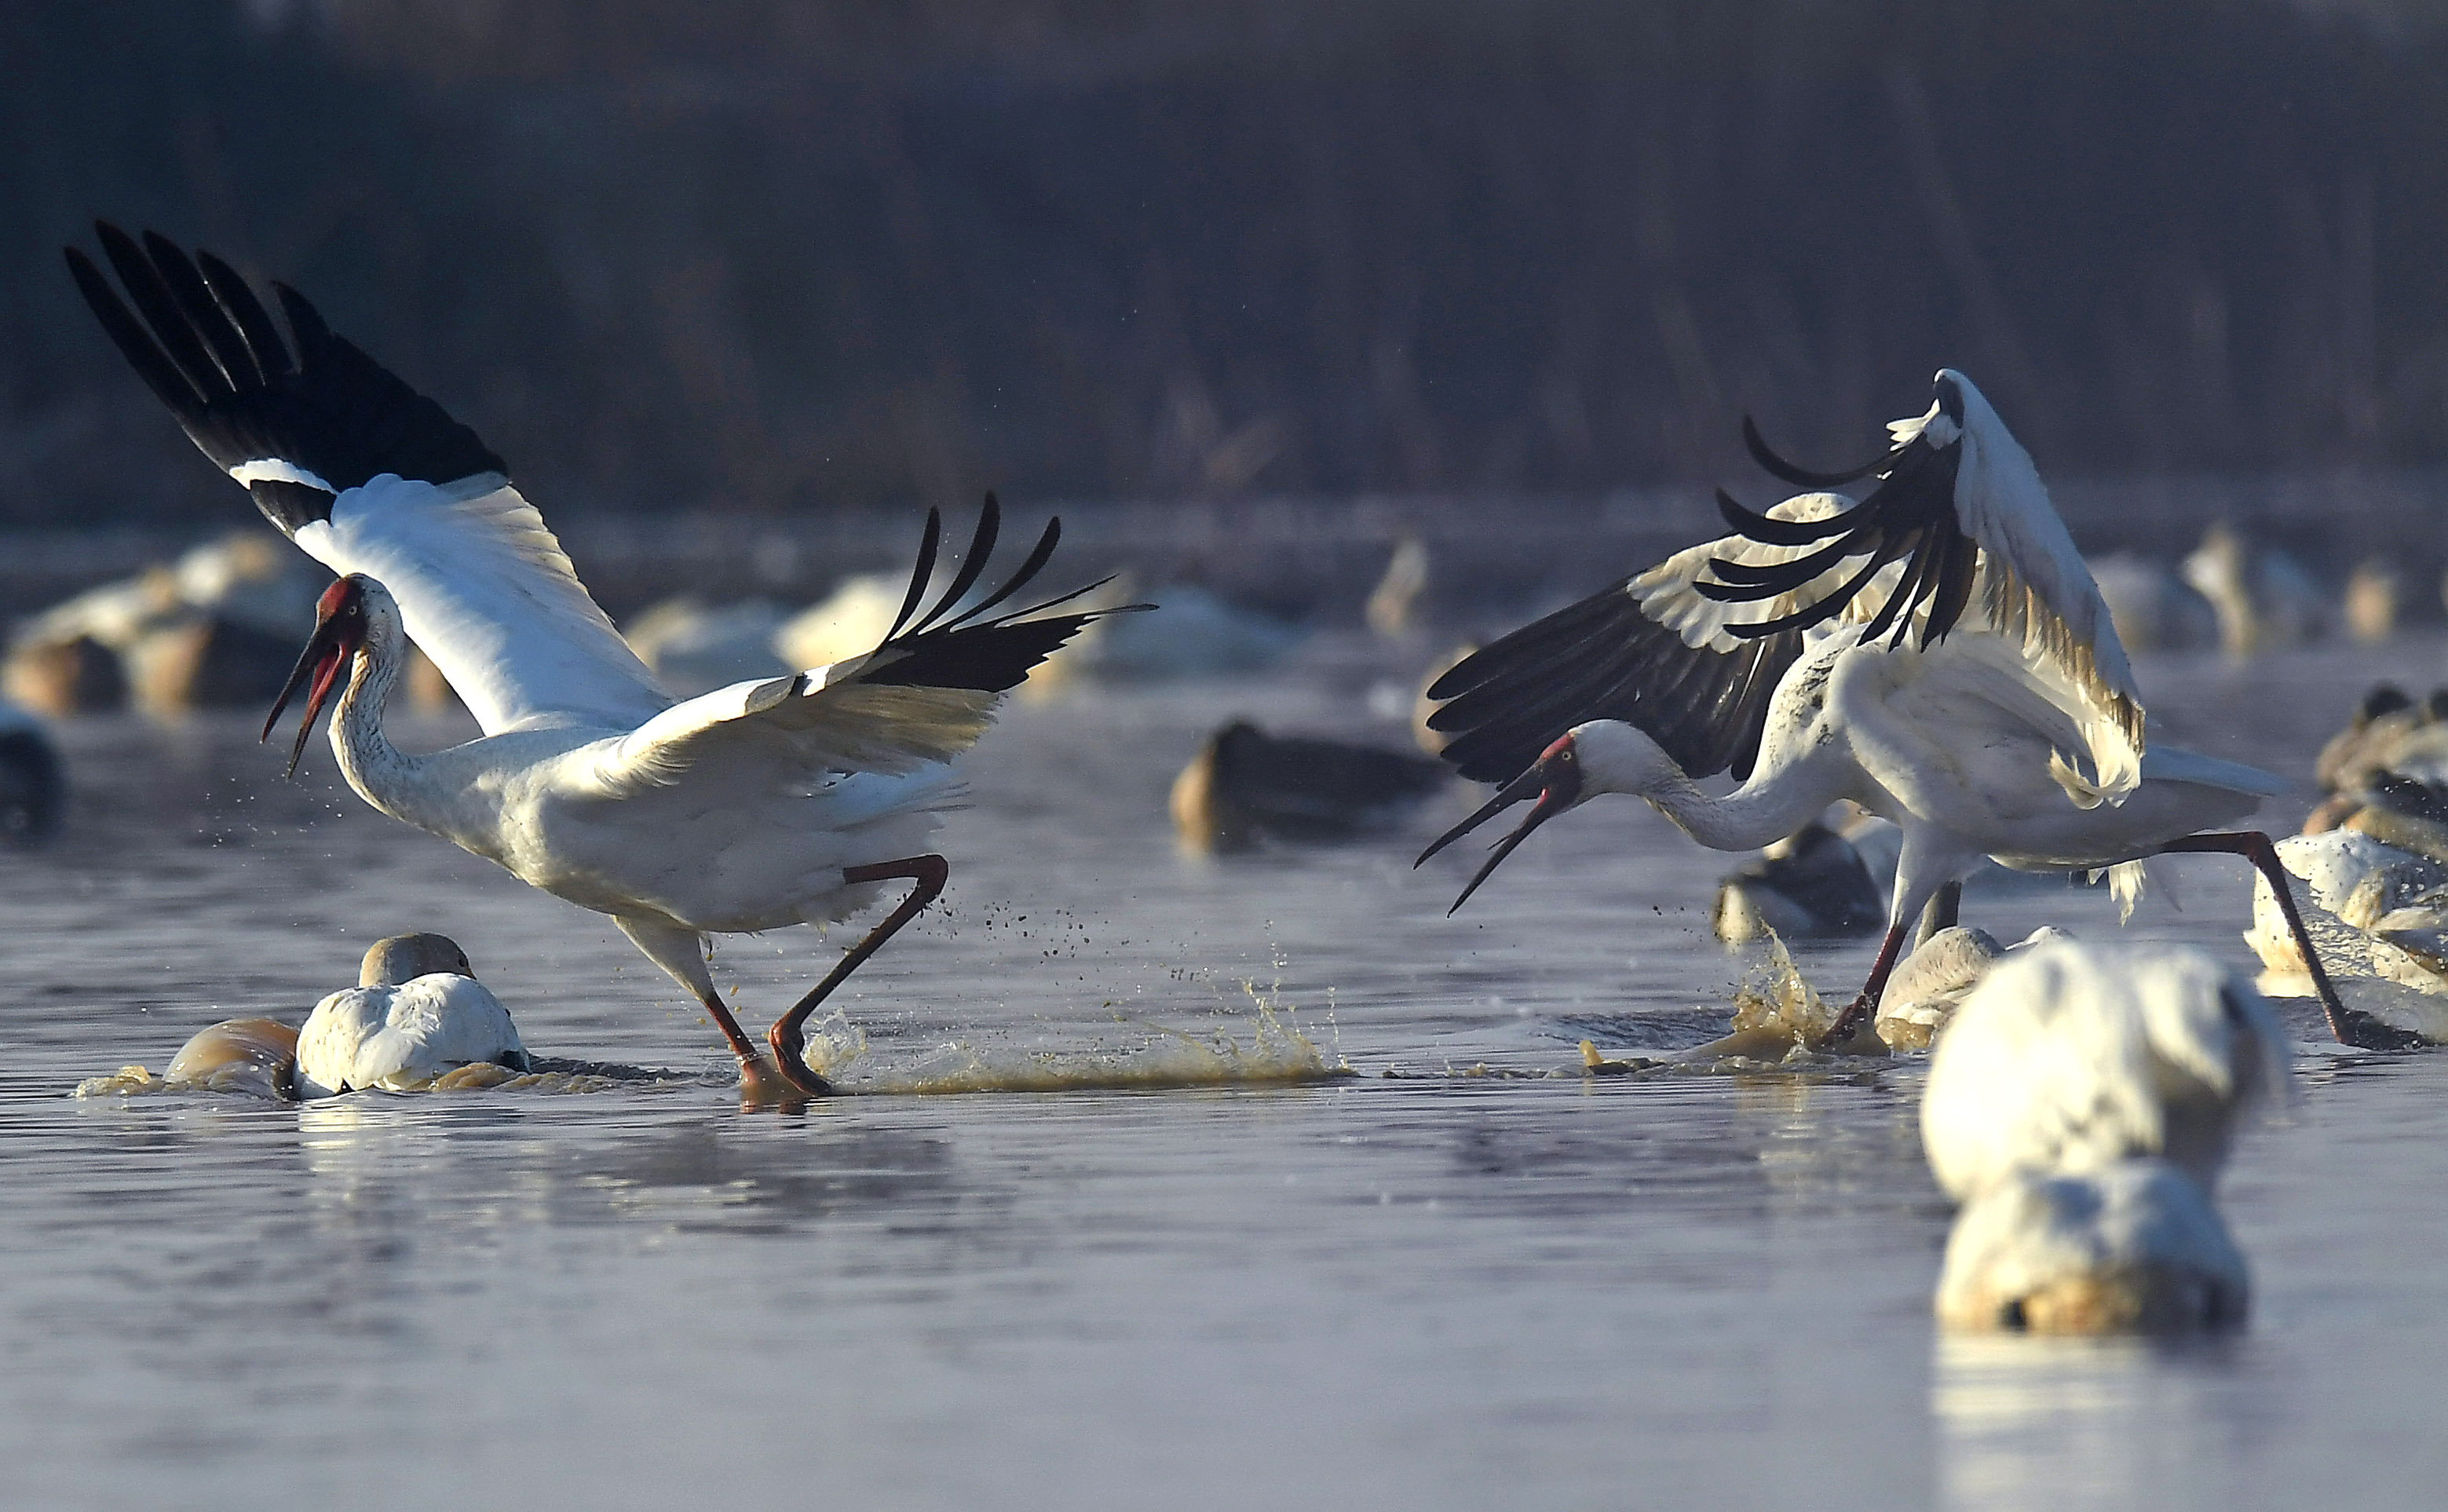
1637 763 1843 853
327 626 443 832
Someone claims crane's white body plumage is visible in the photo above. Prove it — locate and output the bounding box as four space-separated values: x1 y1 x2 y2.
294 971 527 1097
1566 626 2282 937
316 576 976 1008
1919 941 2288 1203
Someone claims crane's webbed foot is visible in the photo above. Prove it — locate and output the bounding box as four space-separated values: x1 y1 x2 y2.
736 1050 833 1108
2334 1009 2427 1054
765 1023 838 1098
1810 995 1876 1052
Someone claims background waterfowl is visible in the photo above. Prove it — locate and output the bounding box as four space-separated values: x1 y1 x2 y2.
0 699 64 842
1172 719 1448 853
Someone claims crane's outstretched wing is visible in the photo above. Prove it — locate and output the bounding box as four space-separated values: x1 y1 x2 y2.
1419 498 1881 785
584 499 1135 794
66 225 669 736
1703 369 2143 801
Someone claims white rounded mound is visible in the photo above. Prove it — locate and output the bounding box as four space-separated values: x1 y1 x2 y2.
1921 940 2287 1203
1935 1159 2249 1334
294 973 528 1097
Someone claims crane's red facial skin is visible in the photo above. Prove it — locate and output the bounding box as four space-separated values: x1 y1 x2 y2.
265 577 371 777
1416 733 1587 915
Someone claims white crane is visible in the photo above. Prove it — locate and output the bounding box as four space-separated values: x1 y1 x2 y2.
1417 369 2409 1048
69 225 1127 1098
1429 371 2143 802
1419 626 2417 1050
294 933 529 1098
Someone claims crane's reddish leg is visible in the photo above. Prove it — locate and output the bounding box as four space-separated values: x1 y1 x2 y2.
694 990 765 1065
2156 832 2424 1051
765 855 952 1096
1814 919 1912 1049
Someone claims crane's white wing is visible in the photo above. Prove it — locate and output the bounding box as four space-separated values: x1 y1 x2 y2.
577 501 1128 797
67 225 669 736
295 475 669 734
1706 370 2143 802
581 665 1001 798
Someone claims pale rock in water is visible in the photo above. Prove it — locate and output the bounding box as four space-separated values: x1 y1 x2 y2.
164 1017 301 1100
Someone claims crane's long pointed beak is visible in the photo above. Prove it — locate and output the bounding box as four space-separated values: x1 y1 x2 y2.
1417 763 1545 868
264 615 356 779
1443 785 1573 915
1416 753 1581 915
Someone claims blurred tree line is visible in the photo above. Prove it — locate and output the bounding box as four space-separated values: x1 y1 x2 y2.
4 0 2446 525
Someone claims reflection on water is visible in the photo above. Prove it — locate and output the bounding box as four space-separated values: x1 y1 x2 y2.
8 635 2448 1506
1931 1334 2283 1510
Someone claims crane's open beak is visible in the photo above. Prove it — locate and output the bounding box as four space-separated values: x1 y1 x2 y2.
1416 746 1584 915
264 590 365 778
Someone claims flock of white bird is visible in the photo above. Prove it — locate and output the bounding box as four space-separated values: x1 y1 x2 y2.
15 225 2440 1336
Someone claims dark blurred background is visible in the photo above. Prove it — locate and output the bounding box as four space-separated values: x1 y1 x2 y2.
5 0 2446 529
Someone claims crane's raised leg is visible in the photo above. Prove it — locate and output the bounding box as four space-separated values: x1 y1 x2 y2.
765 855 952 1097
2154 832 2424 1052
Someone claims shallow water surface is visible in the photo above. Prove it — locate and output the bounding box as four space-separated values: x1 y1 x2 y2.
7 634 2448 1508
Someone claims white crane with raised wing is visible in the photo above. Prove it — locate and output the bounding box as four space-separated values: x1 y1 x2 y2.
70 225 1132 1098
1419 371 2409 1050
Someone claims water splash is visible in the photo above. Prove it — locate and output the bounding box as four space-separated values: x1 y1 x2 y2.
805 972 1354 1095
1679 928 1887 1064
73 1065 164 1099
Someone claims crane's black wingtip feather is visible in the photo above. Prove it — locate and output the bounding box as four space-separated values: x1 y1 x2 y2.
71 232 508 504
1419 575 1801 787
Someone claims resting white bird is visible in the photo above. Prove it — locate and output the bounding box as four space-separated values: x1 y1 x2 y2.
1419 626 2416 1050
1922 942 2278 1333
1920 941 2288 1200
69 225 1130 1099
294 933 528 1098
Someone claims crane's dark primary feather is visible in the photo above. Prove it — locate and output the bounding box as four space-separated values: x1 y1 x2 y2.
1424 579 1801 786
860 496 1148 695
66 224 505 533
1704 416 1971 651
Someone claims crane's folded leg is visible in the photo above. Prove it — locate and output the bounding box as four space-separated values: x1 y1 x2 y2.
765 855 952 1097
2154 832 2424 1052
